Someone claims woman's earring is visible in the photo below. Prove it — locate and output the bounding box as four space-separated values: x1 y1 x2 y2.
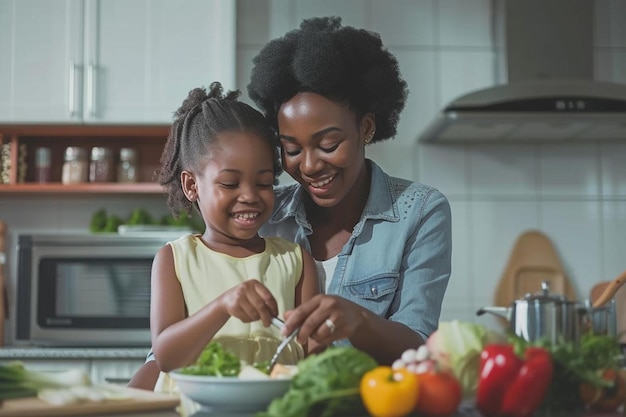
365 130 375 144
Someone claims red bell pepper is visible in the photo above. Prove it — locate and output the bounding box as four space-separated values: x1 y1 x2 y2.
476 344 553 417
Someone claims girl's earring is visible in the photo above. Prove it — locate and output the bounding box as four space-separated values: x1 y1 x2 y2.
365 130 375 144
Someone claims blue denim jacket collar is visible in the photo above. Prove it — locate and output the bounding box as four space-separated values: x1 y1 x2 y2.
269 160 399 237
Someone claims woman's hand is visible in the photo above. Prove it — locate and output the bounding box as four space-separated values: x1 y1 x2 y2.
282 294 366 345
219 280 278 327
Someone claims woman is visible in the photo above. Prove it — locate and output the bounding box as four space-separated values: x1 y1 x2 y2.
248 16 451 365
128 16 451 390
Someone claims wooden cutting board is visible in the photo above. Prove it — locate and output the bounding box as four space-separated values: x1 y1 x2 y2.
0 385 179 417
494 230 577 308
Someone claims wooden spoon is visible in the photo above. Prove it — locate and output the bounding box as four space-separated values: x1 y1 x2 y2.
592 270 626 308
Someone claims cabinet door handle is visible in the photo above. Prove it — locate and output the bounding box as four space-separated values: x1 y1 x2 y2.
68 62 79 117
87 62 97 118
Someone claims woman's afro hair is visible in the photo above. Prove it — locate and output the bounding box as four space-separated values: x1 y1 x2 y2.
247 16 408 144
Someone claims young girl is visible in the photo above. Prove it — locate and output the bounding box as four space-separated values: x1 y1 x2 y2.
150 82 319 382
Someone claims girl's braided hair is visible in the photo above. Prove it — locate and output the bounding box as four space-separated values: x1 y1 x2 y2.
247 16 408 143
157 81 281 218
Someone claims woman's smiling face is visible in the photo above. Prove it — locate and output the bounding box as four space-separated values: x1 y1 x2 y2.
277 92 373 208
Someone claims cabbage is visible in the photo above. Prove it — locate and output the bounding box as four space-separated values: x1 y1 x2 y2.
426 320 505 395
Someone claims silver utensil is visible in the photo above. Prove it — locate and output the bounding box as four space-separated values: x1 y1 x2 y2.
268 317 299 374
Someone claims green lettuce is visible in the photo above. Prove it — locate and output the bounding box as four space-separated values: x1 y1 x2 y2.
257 347 378 417
427 320 505 395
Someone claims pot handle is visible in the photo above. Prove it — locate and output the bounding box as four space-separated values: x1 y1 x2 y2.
476 306 510 319
592 270 626 308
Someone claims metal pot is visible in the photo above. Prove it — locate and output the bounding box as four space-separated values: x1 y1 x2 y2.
582 270 626 337
477 281 584 344
583 299 617 337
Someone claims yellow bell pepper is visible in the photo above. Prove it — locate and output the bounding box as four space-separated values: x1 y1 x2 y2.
360 366 419 417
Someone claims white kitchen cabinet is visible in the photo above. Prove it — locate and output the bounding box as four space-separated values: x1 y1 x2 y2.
0 0 236 123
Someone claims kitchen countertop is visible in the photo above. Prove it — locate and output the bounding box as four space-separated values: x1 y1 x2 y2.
0 346 150 360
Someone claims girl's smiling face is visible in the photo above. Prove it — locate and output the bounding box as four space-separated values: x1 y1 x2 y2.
183 131 275 248
277 92 374 208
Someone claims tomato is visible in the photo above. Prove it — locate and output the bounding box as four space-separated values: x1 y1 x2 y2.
414 370 462 416
579 368 626 412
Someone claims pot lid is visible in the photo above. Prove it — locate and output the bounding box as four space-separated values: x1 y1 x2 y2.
521 281 566 302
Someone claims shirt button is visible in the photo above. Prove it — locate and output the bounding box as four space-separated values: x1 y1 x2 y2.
371 287 377 296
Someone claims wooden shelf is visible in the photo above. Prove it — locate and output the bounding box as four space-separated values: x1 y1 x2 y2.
0 182 165 195
0 124 170 195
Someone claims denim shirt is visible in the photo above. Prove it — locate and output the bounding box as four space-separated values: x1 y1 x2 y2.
260 160 452 342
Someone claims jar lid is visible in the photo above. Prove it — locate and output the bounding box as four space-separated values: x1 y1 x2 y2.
90 147 113 160
36 147 51 165
64 147 87 161
120 148 137 162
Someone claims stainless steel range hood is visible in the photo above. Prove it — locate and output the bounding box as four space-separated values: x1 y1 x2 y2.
419 0 626 143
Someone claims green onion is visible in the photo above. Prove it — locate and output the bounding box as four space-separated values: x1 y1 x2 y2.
0 361 91 402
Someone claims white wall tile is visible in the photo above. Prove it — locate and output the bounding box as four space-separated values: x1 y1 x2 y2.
540 201 603 300
467 145 538 196
416 144 468 197
441 199 472 306
366 142 415 180
267 0 297 38
237 0 271 45
603 202 626 280
294 0 367 28
538 144 601 197
392 50 438 146
600 143 626 197
468 201 540 307
594 0 626 48
438 50 497 107
370 0 435 46
595 50 626 84
237 49 258 104
0 197 63 233
437 0 494 47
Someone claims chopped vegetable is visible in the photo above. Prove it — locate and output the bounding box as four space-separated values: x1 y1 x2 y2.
179 341 241 377
0 361 91 401
238 365 271 380
258 346 378 417
360 366 419 417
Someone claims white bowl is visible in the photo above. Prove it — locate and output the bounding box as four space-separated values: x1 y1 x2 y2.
169 371 291 412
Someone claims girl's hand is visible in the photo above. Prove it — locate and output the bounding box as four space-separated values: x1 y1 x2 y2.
220 280 278 327
282 294 366 345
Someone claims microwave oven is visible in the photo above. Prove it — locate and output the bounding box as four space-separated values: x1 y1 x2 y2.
16 233 182 347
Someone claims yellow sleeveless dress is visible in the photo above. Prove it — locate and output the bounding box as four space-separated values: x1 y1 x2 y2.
155 234 305 400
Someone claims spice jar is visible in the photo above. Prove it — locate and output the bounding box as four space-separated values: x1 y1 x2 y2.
35 147 51 183
61 147 88 184
117 148 138 183
89 147 114 182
